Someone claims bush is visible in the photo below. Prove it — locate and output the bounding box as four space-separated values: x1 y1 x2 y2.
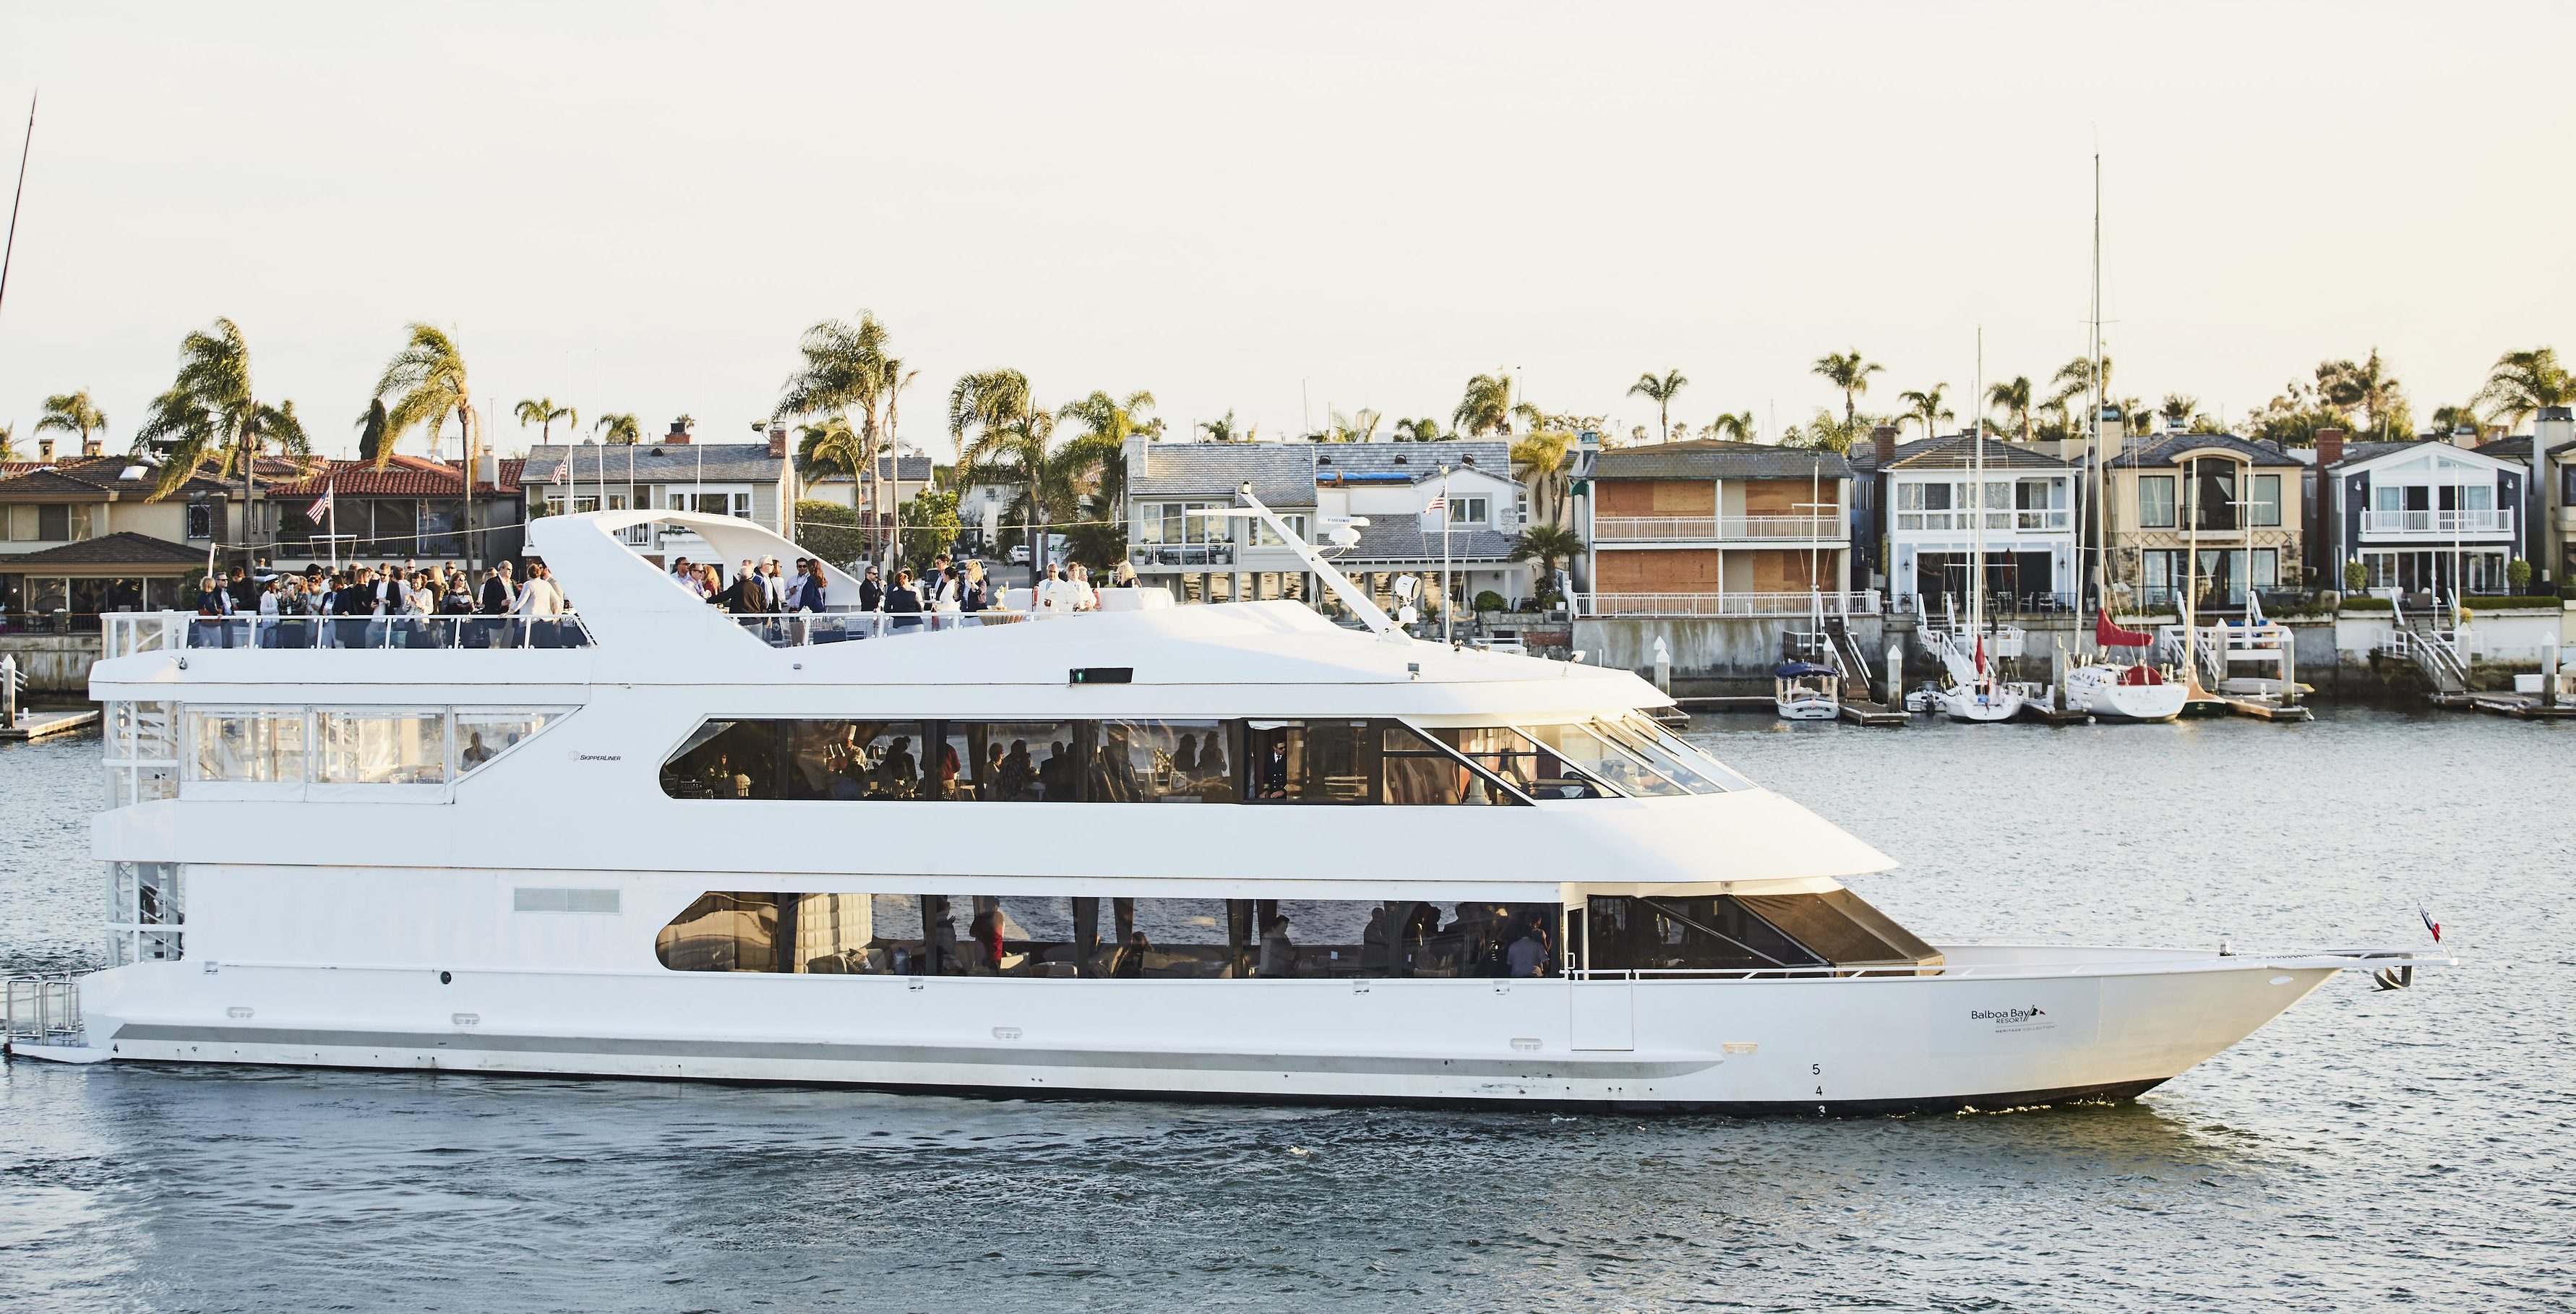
2339 597 2392 611
1473 590 1506 613
2464 595 2560 610
2341 560 2368 592
2508 559 2533 593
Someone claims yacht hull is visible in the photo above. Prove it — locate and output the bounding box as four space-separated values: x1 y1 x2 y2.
73 948 2349 1113
2068 669 2187 723
1939 689 2025 723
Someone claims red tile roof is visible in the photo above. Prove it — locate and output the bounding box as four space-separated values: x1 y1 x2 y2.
264 456 523 497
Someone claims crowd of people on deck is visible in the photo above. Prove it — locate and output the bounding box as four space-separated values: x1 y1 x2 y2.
662 550 1144 619
188 558 572 646
864 899 1560 981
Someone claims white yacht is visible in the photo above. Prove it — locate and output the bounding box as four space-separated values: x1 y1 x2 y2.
1772 661 1839 722
18 502 2443 1113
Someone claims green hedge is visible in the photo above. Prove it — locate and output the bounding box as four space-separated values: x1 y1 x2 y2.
2465 596 2562 610
2338 597 2392 611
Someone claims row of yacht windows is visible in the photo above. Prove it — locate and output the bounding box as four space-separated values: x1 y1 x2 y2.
650 891 1933 979
186 708 564 786
658 713 1746 805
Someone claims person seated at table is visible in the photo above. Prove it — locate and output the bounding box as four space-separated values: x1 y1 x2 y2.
1110 929 1151 979
1506 914 1552 979
1256 914 1296 978
875 736 919 796
996 739 1037 800
1038 740 1075 801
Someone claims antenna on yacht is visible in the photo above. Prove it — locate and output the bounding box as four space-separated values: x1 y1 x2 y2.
2087 150 2105 660
1193 483 1408 642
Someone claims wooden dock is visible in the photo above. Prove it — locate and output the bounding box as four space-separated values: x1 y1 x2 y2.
0 709 99 740
2469 693 2576 720
1839 699 1910 727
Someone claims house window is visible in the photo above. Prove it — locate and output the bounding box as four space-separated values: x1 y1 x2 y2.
1136 502 1227 545
1896 481 1946 531
2014 479 2066 530
1514 489 1529 527
68 504 98 541
4 506 33 541
185 502 215 541
1447 496 1488 526
2251 474 2282 528
1248 513 1308 548
2139 476 2176 528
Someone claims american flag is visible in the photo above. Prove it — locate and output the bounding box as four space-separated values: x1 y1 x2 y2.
305 484 333 524
1423 494 1446 513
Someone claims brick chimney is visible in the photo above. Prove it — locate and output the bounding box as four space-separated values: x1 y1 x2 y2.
82 437 102 458
2315 427 2345 467
35 437 54 461
768 426 788 459
1871 424 1897 468
665 418 691 445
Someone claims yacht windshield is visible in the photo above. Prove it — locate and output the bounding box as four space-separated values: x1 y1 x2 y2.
1598 713 1753 793
1430 727 1615 800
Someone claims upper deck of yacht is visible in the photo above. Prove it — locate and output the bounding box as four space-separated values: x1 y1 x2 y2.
90 510 1660 719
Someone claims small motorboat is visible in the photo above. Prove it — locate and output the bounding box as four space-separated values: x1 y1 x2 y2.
1773 661 1840 721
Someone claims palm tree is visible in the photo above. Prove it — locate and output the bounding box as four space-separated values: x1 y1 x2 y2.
1811 351 1881 428
2429 403 2483 437
1454 369 1538 437
593 413 642 445
1510 431 1573 528
1057 390 1159 518
35 388 106 455
372 322 481 563
1392 416 1447 442
1508 524 1584 601
133 317 310 502
0 423 14 460
950 369 1047 582
1198 411 1254 442
776 312 903 559
1320 408 1380 443
1782 409 1863 454
2316 350 2404 439
2052 355 2112 399
1985 376 2035 442
2158 394 2202 431
1626 369 1688 442
1898 385 1954 442
2473 347 2569 432
794 416 865 483
354 398 389 463
1698 411 1755 442
513 397 575 444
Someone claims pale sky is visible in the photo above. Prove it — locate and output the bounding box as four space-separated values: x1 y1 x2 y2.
0 2 2569 461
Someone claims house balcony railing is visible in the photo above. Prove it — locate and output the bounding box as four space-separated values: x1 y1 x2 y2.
1593 513 1845 543
1129 542 1237 568
1578 590 1880 619
103 611 597 656
1892 510 2072 533
2360 508 2513 538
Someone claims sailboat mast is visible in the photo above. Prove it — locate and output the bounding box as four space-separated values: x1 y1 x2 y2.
1971 327 1985 656
2087 152 2105 650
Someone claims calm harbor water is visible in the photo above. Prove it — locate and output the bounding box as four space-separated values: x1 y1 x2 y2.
2 708 2569 1312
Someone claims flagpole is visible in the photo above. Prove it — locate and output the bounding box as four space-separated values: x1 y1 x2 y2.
1440 465 1454 644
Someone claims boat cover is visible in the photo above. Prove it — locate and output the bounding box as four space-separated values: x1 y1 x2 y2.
1774 661 1837 678
2095 610 2155 648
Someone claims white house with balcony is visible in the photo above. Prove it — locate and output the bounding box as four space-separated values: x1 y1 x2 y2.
1579 439 1862 617
523 434 798 567
2322 438 2526 594
1122 437 1528 614
1877 434 2078 614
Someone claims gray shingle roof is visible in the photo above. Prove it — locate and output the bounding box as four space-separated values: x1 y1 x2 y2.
812 454 935 484
1593 439 1852 480
1883 434 2074 471
2107 433 2303 468
523 442 786 485
1330 521 1521 566
3 531 209 569
1310 440 1510 483
1130 442 1319 507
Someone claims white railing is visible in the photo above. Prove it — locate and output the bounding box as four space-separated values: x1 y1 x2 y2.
2 974 82 1044
1562 945 2439 982
729 610 1039 647
1593 514 1844 542
2361 508 2513 536
1893 510 2072 532
1579 590 1880 618
103 611 597 656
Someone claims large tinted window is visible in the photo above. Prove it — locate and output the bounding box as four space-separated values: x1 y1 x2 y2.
1579 891 1940 974
654 893 1563 979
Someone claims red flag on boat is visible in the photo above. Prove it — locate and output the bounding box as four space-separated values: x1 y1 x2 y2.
2095 609 2154 648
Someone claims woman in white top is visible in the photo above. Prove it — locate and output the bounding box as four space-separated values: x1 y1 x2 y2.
1068 563 1097 611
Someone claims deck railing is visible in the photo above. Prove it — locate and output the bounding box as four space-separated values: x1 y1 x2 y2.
2361 508 2512 536
729 610 1038 647
103 611 597 658
1 974 82 1045
1577 590 1880 618
1592 513 1845 542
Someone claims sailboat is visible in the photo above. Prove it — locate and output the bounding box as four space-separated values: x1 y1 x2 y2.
2063 153 2186 725
1933 335 2027 723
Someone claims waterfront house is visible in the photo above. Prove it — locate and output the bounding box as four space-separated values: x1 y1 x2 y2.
2474 405 2575 591
2103 429 2306 612
1122 437 1528 614
2317 430 2525 595
805 452 933 514
1578 439 1857 617
260 455 527 570
1873 431 2077 615
523 427 797 567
